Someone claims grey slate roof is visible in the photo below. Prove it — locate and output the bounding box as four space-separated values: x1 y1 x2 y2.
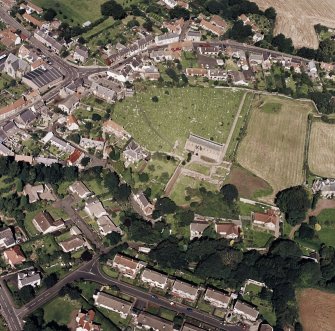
23 67 63 88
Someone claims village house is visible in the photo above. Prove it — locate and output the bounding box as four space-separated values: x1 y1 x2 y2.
74 46 89 63
141 269 168 289
3 246 26 268
22 13 44 28
69 181 92 199
259 324 273 331
215 222 241 239
59 236 87 253
90 80 116 103
135 312 174 331
233 300 259 321
208 69 227 81
161 0 177 8
96 215 121 236
140 66 161 81
229 71 248 86
17 269 41 289
112 253 145 279
0 28 21 48
15 155 33 164
26 1 43 14
67 149 84 167
312 179 335 198
80 138 105 151
133 192 154 216
210 15 228 31
249 52 264 66
123 140 149 164
184 134 224 163
4 53 30 79
252 209 279 233
93 292 132 319
75 309 101 331
199 19 224 36
198 46 222 56
41 132 74 154
32 211 65 235
58 94 80 114
66 115 80 131
34 29 63 54
149 50 176 62
185 68 208 77
185 30 202 42
0 143 13 157
190 220 209 240
204 288 231 308
239 14 251 25
253 32 264 43
182 324 204 331
0 228 16 249
171 280 199 302
155 32 180 46
85 200 108 219
23 183 56 203
163 18 184 35
103 120 131 140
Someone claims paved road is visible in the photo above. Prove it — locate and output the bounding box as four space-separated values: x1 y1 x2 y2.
16 259 243 331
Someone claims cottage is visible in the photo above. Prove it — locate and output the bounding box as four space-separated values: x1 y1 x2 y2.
199 19 224 36
67 149 84 166
85 200 108 219
198 46 221 56
80 138 105 151
253 32 264 43
15 155 33 164
204 288 230 308
252 209 279 232
93 292 132 318
3 246 26 268
133 192 154 216
233 300 259 321
140 66 161 81
312 179 335 198
163 18 184 35
184 134 224 163
69 181 92 199
123 140 149 164
215 223 240 239
185 30 202 42
0 144 14 156
32 211 65 234
96 216 121 236
66 115 80 131
190 221 209 240
229 71 248 86
249 52 264 65
210 15 228 31
185 68 208 77
23 184 44 203
59 236 87 253
26 1 43 14
141 269 168 289
0 28 21 48
0 228 15 249
155 33 180 46
58 94 80 114
135 312 174 331
18 269 41 289
22 13 44 28
33 29 63 54
75 309 101 331
171 280 199 301
208 69 227 81
103 120 131 140
15 108 37 128
112 253 145 278
74 46 89 63
41 132 74 153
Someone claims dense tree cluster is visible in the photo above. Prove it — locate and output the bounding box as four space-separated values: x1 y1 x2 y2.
101 0 126 19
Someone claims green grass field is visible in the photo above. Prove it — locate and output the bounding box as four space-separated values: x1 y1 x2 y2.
113 86 244 155
261 102 282 113
32 0 106 24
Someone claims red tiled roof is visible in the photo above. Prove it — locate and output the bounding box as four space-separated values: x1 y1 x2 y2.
253 209 277 225
68 149 83 164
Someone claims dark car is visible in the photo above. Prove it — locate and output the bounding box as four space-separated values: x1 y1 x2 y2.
151 295 158 299
186 308 193 311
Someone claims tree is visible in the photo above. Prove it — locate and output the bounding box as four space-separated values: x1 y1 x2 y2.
298 261 321 287
78 36 86 44
229 21 253 42
175 209 194 227
165 68 179 82
127 19 139 29
92 113 102 121
220 184 238 204
109 148 120 161
138 173 149 182
101 0 126 19
169 6 190 20
43 8 57 21
115 183 131 201
143 19 153 31
151 96 159 102
154 197 177 216
59 284 82 300
81 250 93 261
106 232 122 245
80 157 90 167
43 273 58 288
275 186 310 226
298 223 315 239
264 7 276 20
104 172 120 192
16 285 35 304
272 33 294 53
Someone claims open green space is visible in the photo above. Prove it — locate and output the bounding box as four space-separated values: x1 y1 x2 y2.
43 296 81 325
243 228 274 248
113 86 244 154
185 162 211 176
0 74 27 107
32 0 106 24
261 102 282 113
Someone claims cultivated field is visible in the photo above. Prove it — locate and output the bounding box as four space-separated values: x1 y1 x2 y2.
32 0 106 24
298 288 335 331
237 95 314 201
308 121 335 178
113 86 244 155
251 0 335 49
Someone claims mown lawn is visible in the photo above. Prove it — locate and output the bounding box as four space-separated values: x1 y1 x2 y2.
113 86 243 155
32 0 106 24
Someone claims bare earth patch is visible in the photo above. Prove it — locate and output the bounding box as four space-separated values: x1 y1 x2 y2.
308 121 335 178
237 96 313 202
298 288 335 331
251 0 335 49
224 165 272 199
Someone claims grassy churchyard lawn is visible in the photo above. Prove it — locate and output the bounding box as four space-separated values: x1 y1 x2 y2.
0 73 27 107
32 0 106 24
237 95 314 201
113 86 244 155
